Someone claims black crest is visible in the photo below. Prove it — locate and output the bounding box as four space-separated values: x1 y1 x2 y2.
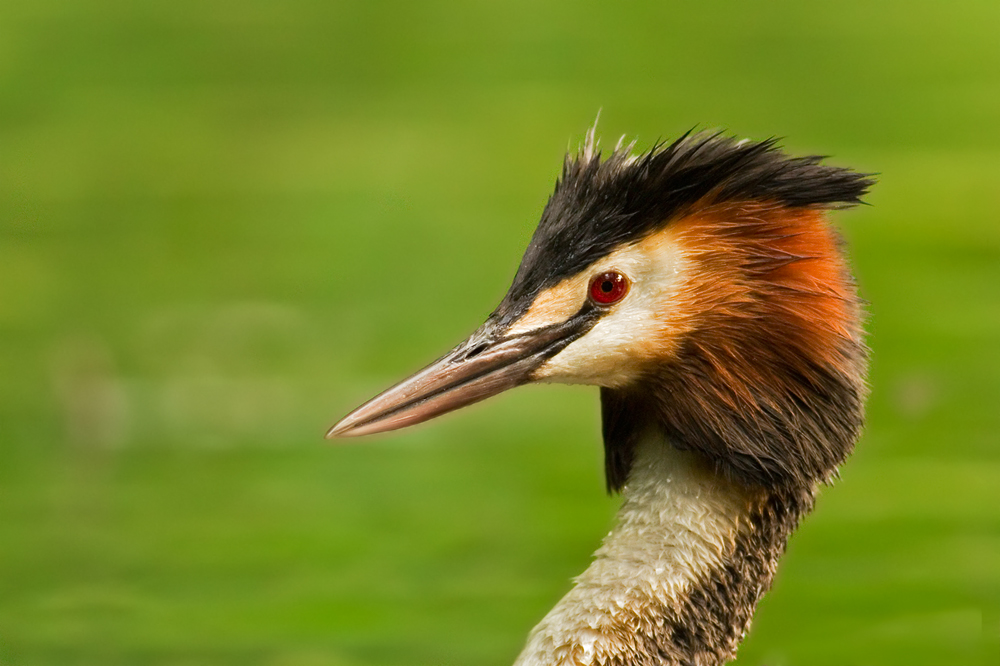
495 130 874 324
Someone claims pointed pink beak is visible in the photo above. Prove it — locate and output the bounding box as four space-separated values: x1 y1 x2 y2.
328 314 592 438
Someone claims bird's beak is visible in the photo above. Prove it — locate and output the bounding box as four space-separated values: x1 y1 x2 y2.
327 313 592 438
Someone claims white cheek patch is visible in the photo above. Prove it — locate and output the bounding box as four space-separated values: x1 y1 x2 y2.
530 232 687 388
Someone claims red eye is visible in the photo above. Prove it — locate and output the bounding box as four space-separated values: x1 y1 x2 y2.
589 270 630 305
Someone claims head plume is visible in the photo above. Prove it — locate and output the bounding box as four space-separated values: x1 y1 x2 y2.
498 131 874 492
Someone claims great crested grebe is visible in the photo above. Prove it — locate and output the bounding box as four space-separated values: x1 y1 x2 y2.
330 128 873 666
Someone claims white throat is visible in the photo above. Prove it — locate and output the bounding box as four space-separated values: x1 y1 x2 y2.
513 430 757 666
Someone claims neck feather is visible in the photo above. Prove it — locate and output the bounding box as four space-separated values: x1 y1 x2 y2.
513 429 814 666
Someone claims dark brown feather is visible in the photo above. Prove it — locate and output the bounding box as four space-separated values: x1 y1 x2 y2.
603 203 868 491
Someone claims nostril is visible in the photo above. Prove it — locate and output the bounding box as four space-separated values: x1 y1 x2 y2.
465 343 489 359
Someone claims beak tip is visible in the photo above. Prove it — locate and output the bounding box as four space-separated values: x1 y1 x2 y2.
325 420 356 439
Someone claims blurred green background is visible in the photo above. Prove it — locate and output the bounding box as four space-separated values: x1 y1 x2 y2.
1 0 998 664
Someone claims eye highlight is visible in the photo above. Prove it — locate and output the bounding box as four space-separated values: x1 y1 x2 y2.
589 270 630 306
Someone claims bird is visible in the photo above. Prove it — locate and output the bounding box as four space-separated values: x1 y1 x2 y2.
328 127 873 666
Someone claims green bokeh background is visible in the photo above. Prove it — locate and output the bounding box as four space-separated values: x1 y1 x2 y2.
2 1 998 664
